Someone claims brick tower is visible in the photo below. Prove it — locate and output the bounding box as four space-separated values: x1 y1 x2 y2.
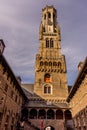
34 5 68 102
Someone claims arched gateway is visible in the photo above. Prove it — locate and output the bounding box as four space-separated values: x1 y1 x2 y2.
45 126 55 130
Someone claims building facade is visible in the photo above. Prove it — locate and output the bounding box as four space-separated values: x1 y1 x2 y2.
34 5 68 101
0 40 27 130
67 57 87 130
21 5 74 130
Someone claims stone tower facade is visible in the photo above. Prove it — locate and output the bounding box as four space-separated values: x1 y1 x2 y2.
34 5 68 102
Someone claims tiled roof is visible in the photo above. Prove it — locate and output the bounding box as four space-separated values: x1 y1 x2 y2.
22 88 69 109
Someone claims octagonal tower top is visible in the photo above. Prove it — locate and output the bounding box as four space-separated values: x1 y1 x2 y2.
41 5 57 33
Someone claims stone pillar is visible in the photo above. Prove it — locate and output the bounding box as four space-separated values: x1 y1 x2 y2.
45 109 47 119
63 110 66 130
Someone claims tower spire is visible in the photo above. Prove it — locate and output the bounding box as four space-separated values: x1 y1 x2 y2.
34 6 68 102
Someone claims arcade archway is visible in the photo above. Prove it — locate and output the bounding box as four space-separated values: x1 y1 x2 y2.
56 109 63 119
21 108 28 121
29 109 37 119
45 126 55 130
64 110 72 120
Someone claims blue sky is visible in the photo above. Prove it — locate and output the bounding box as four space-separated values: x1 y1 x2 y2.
0 0 87 85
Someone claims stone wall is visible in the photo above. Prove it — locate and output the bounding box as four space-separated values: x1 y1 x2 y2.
69 73 87 129
70 75 87 117
0 63 25 130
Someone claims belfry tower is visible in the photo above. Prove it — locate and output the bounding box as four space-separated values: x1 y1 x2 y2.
34 5 68 102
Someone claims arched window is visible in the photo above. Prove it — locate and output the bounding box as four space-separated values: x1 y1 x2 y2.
64 110 72 120
44 73 50 83
29 109 37 119
47 109 54 119
48 12 51 18
56 109 63 119
53 62 57 66
44 61 48 66
44 84 51 94
49 62 52 66
50 38 54 48
38 109 46 119
58 62 61 69
40 61 43 66
46 38 49 48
